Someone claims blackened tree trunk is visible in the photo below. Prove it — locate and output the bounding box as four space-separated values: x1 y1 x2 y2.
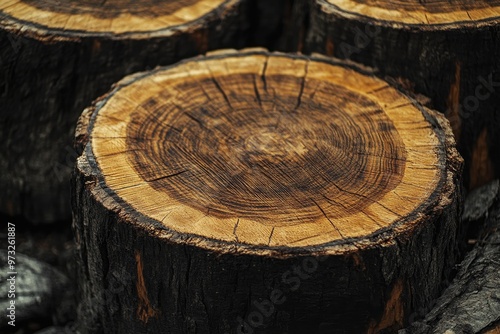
306 0 500 190
73 49 463 333
0 0 250 223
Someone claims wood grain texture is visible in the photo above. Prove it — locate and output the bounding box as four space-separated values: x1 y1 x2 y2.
73 49 464 333
0 0 249 223
306 0 500 190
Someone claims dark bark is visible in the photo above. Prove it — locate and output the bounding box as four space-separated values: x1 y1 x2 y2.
273 0 310 52
73 164 462 334
243 0 310 52
401 180 500 334
304 1 500 190
34 327 75 334
0 0 250 223
463 179 499 222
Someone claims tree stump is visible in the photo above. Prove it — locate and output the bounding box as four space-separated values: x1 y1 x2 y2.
0 0 248 223
73 49 463 333
306 0 500 190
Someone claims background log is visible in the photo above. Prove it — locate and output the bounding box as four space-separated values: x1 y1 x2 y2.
0 0 251 223
305 0 500 190
73 49 463 333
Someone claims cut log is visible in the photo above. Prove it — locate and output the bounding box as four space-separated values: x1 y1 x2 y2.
306 0 500 190
0 0 249 223
73 49 463 333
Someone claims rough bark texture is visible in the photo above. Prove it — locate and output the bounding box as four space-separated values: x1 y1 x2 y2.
463 180 499 222
73 164 463 334
304 0 500 190
73 50 463 333
402 179 500 334
0 0 253 223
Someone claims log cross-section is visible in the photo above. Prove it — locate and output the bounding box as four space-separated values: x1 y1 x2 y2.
73 49 463 333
